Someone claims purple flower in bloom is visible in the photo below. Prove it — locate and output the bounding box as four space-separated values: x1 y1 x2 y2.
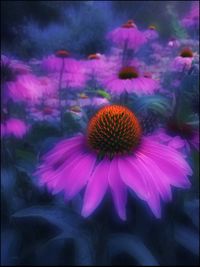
7 74 46 103
1 55 31 104
28 106 60 123
102 65 159 96
1 118 29 139
171 48 194 72
143 25 159 41
107 20 146 51
42 54 87 90
36 105 192 220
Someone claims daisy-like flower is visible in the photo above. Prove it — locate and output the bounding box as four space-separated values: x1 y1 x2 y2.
1 117 29 139
107 20 146 51
102 66 159 96
172 48 194 72
143 25 159 41
36 105 192 220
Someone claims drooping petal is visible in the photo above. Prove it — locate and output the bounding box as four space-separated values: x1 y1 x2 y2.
124 155 161 218
64 153 97 199
141 139 192 188
108 157 127 220
81 159 110 217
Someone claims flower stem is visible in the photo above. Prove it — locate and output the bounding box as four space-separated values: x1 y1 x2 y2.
58 58 65 133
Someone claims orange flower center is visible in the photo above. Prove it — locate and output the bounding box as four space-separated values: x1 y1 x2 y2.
55 49 70 58
180 48 193 58
87 105 142 158
118 66 139 79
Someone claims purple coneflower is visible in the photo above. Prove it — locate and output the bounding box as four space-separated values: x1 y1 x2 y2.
36 105 192 220
102 66 159 96
172 48 194 72
143 25 159 41
107 20 146 52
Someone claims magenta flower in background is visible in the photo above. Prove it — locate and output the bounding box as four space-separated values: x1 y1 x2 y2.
38 76 58 97
102 66 159 96
36 105 192 220
1 118 29 139
181 1 199 29
42 54 87 90
7 74 45 103
107 20 146 51
28 106 60 123
82 53 115 81
1 55 31 104
171 48 194 72
152 120 199 152
143 25 159 41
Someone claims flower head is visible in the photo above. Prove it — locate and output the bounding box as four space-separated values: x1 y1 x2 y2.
1 118 29 139
172 48 194 72
36 105 192 220
102 65 159 96
107 20 146 51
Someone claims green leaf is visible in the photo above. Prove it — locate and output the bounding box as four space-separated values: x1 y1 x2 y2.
107 233 159 266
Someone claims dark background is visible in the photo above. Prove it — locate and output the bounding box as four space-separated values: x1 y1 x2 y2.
1 1 191 59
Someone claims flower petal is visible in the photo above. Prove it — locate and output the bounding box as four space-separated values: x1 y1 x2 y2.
108 157 127 220
82 159 110 217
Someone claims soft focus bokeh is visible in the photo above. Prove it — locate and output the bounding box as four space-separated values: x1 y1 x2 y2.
1 1 199 266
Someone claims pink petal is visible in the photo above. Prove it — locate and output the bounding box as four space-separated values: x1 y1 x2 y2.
64 153 96 199
82 159 110 217
108 157 127 220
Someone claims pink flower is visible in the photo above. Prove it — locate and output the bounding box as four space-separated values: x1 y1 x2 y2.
36 105 192 220
42 55 87 90
1 118 29 138
181 1 199 28
7 74 45 103
153 121 199 152
82 53 115 80
143 25 159 41
1 55 31 104
29 106 60 123
102 66 159 96
107 20 146 51
38 76 58 97
172 48 194 72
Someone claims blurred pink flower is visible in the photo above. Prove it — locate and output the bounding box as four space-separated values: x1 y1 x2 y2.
42 55 87 90
28 106 60 122
172 48 194 72
102 66 159 96
36 105 192 220
107 20 146 51
143 25 159 41
7 74 45 103
1 118 29 138
181 1 199 28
